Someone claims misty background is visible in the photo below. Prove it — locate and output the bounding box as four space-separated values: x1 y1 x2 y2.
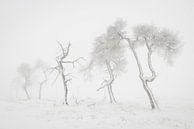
0 0 194 103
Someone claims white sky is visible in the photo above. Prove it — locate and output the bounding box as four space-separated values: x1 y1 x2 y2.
0 0 194 102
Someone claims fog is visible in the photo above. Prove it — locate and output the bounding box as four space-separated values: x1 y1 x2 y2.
0 0 194 102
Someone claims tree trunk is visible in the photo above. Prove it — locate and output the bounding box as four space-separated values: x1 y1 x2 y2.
62 80 68 105
107 84 113 103
39 70 47 100
106 61 117 103
39 84 42 100
144 40 159 109
125 38 158 109
24 78 30 100
141 79 156 109
60 61 68 105
57 60 69 105
24 87 30 100
110 84 117 103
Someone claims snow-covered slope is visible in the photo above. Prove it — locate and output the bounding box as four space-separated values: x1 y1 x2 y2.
0 99 193 129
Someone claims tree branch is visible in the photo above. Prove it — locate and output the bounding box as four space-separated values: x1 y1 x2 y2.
51 72 60 86
118 32 144 77
65 78 72 84
144 38 156 82
62 57 85 68
56 41 71 60
49 66 60 74
96 80 108 91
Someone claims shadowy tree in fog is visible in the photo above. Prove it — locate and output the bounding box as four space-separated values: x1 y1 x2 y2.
34 60 48 100
118 24 181 109
87 19 127 103
50 41 84 105
17 63 32 99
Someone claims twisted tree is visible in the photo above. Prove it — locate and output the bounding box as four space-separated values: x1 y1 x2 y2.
118 24 181 109
87 19 127 103
133 25 180 109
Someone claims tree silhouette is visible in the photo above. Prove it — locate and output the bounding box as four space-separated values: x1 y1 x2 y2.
17 63 32 99
88 19 127 103
50 41 84 105
119 23 181 109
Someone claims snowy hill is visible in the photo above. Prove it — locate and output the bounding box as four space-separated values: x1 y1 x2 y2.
0 99 193 129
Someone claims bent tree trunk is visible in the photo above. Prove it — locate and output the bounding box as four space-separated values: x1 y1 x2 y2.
24 87 30 100
125 38 159 109
143 39 159 109
106 60 117 103
140 78 157 109
23 78 30 100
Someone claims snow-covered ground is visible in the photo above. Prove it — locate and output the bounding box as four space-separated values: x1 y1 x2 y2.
0 99 194 129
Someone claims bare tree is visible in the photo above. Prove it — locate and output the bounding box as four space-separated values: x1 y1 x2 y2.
17 63 32 99
34 60 48 100
87 19 127 103
119 24 181 109
50 41 83 105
